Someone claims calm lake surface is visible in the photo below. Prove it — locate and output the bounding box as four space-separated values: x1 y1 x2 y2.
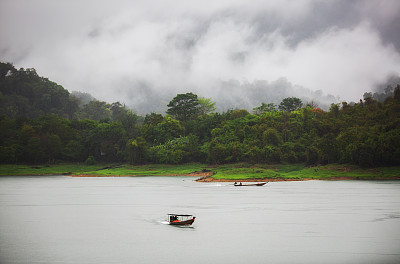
0 176 399 264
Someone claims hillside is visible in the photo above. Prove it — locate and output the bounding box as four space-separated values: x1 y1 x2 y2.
1 62 400 168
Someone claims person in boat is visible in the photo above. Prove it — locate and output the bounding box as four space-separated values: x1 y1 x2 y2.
170 215 180 223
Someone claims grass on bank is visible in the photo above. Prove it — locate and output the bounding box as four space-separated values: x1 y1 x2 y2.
211 163 400 180
0 164 103 176
0 163 399 180
0 163 208 177
80 163 208 176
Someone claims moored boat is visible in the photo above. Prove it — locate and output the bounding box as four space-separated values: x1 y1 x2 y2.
167 214 196 226
234 182 267 186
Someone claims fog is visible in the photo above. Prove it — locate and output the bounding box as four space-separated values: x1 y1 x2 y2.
1 0 400 113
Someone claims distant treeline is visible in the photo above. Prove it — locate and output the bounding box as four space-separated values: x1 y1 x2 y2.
1 62 399 167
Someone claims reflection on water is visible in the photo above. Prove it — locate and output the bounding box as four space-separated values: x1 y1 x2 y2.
0 176 399 264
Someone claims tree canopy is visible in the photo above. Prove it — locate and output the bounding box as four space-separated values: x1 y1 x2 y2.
166 92 200 121
278 97 303 112
1 61 399 168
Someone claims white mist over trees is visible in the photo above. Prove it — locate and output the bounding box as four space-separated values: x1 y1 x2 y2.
118 78 338 114
1 0 400 113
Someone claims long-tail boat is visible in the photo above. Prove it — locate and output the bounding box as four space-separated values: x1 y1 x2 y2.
167 214 196 226
233 182 267 186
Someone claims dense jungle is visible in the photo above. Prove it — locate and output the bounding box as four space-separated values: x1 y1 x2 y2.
1 62 399 168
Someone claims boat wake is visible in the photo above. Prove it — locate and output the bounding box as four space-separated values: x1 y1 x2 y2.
208 184 224 187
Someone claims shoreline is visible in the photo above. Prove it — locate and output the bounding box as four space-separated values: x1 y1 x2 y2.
2 173 399 182
71 170 214 178
195 176 400 182
2 163 399 181
69 173 400 182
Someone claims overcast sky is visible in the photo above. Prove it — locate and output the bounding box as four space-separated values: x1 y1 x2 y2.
1 0 400 112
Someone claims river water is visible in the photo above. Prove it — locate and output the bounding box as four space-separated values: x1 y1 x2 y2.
0 176 399 264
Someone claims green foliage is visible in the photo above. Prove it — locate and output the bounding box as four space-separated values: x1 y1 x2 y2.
231 109 250 119
142 116 185 145
63 140 85 161
166 92 200 121
148 135 199 164
0 63 78 118
263 128 282 146
0 146 15 163
85 155 96 165
26 137 44 164
1 61 400 168
394 85 400 102
75 100 112 121
253 103 276 115
144 113 163 126
279 97 303 112
126 136 147 164
85 121 127 162
46 134 62 162
198 97 216 115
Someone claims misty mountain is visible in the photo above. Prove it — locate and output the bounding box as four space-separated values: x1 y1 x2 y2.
70 91 97 106
3 61 398 119
0 62 78 119
122 78 339 114
363 74 400 102
206 78 338 112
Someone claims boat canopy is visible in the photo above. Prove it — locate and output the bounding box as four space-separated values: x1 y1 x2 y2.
168 214 193 222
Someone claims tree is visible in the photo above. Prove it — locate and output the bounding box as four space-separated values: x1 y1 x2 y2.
253 103 276 115
63 140 85 161
0 63 78 119
394 85 400 102
0 62 15 80
25 137 44 163
126 137 147 164
148 135 200 164
263 128 282 146
144 113 163 126
198 97 216 115
231 109 249 119
85 122 126 162
110 102 126 121
75 100 112 121
279 97 303 112
153 116 185 144
166 92 200 121
46 134 62 162
70 91 96 106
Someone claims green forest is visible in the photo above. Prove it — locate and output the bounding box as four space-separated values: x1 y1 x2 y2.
1 62 400 168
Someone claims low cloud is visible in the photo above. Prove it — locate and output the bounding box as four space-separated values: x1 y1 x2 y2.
1 0 399 113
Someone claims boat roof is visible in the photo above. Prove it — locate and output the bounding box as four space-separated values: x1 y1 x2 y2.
168 214 193 217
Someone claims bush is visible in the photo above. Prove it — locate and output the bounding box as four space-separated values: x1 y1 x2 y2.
85 155 96 165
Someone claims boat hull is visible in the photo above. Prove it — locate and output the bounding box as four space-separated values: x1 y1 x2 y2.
169 218 196 226
234 182 267 186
